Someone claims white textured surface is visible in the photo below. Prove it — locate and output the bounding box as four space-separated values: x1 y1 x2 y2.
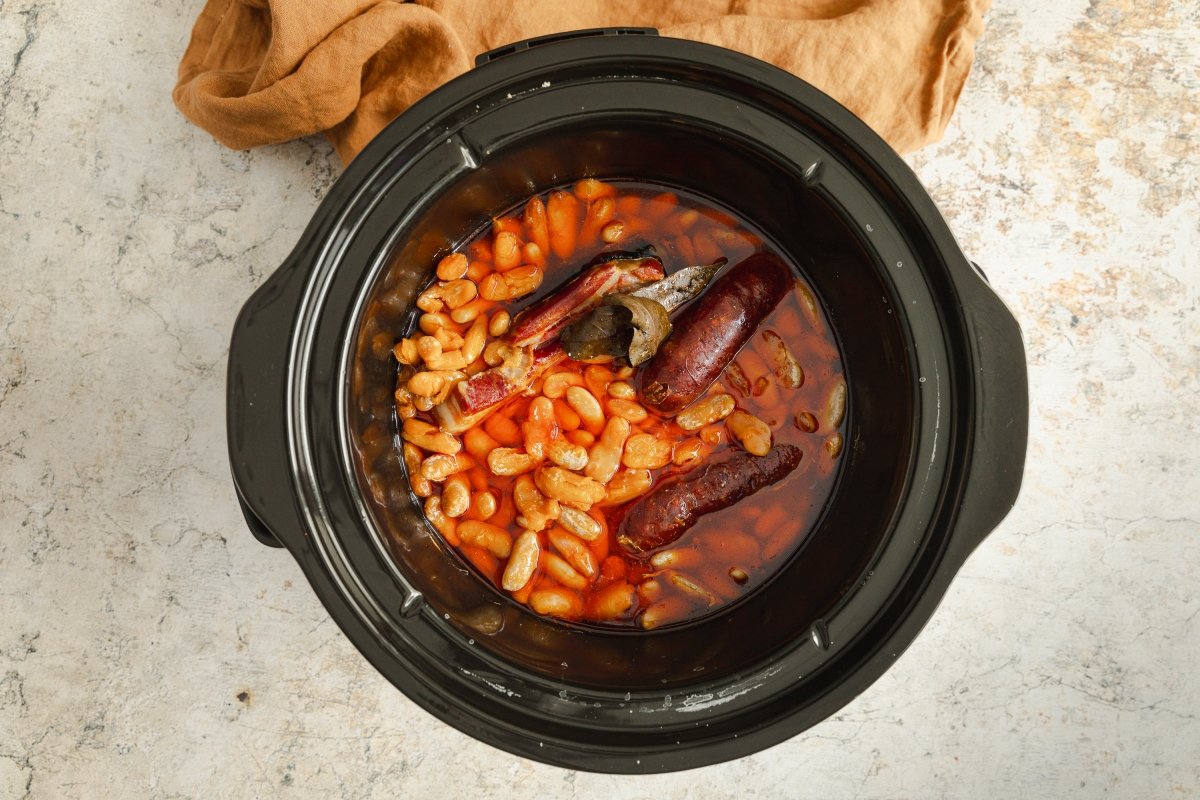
2 1 1198 797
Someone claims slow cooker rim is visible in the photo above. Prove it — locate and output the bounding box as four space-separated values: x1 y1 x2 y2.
316 35 964 758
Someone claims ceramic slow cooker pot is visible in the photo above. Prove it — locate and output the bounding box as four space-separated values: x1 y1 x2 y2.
227 28 1027 773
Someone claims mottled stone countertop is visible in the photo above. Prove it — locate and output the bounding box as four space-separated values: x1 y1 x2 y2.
1 0 1197 797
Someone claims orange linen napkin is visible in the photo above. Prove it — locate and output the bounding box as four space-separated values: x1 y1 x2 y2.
174 0 990 165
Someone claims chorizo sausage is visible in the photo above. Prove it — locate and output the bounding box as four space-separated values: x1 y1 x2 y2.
639 252 792 415
616 444 803 553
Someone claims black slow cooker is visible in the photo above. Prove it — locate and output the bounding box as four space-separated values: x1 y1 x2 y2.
227 28 1027 773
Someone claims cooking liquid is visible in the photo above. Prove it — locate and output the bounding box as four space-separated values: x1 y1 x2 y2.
402 182 846 630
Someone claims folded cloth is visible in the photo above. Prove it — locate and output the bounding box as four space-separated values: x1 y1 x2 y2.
174 0 990 164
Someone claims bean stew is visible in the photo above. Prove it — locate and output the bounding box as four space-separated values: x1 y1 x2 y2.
383 180 846 630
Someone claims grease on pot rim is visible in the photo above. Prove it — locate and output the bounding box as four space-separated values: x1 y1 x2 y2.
381 179 846 630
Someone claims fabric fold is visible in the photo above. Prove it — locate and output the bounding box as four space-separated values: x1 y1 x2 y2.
173 0 990 163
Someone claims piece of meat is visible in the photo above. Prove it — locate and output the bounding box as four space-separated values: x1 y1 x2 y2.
617 444 803 553
639 252 792 415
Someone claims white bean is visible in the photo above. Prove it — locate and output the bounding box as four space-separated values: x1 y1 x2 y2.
565 385 605 435
502 530 540 591
557 507 603 541
547 438 589 471
534 466 605 510
585 417 630 484
823 379 847 430
676 393 736 431
541 552 588 590
547 527 597 578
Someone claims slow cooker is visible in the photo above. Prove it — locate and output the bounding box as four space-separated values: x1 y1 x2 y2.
227 28 1027 773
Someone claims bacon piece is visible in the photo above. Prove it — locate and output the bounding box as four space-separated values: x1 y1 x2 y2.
506 252 664 348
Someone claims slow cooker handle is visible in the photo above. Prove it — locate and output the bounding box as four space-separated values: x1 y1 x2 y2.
474 27 658 67
951 263 1029 556
227 254 310 549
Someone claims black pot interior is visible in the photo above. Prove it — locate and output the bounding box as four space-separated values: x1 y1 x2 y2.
350 119 915 690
